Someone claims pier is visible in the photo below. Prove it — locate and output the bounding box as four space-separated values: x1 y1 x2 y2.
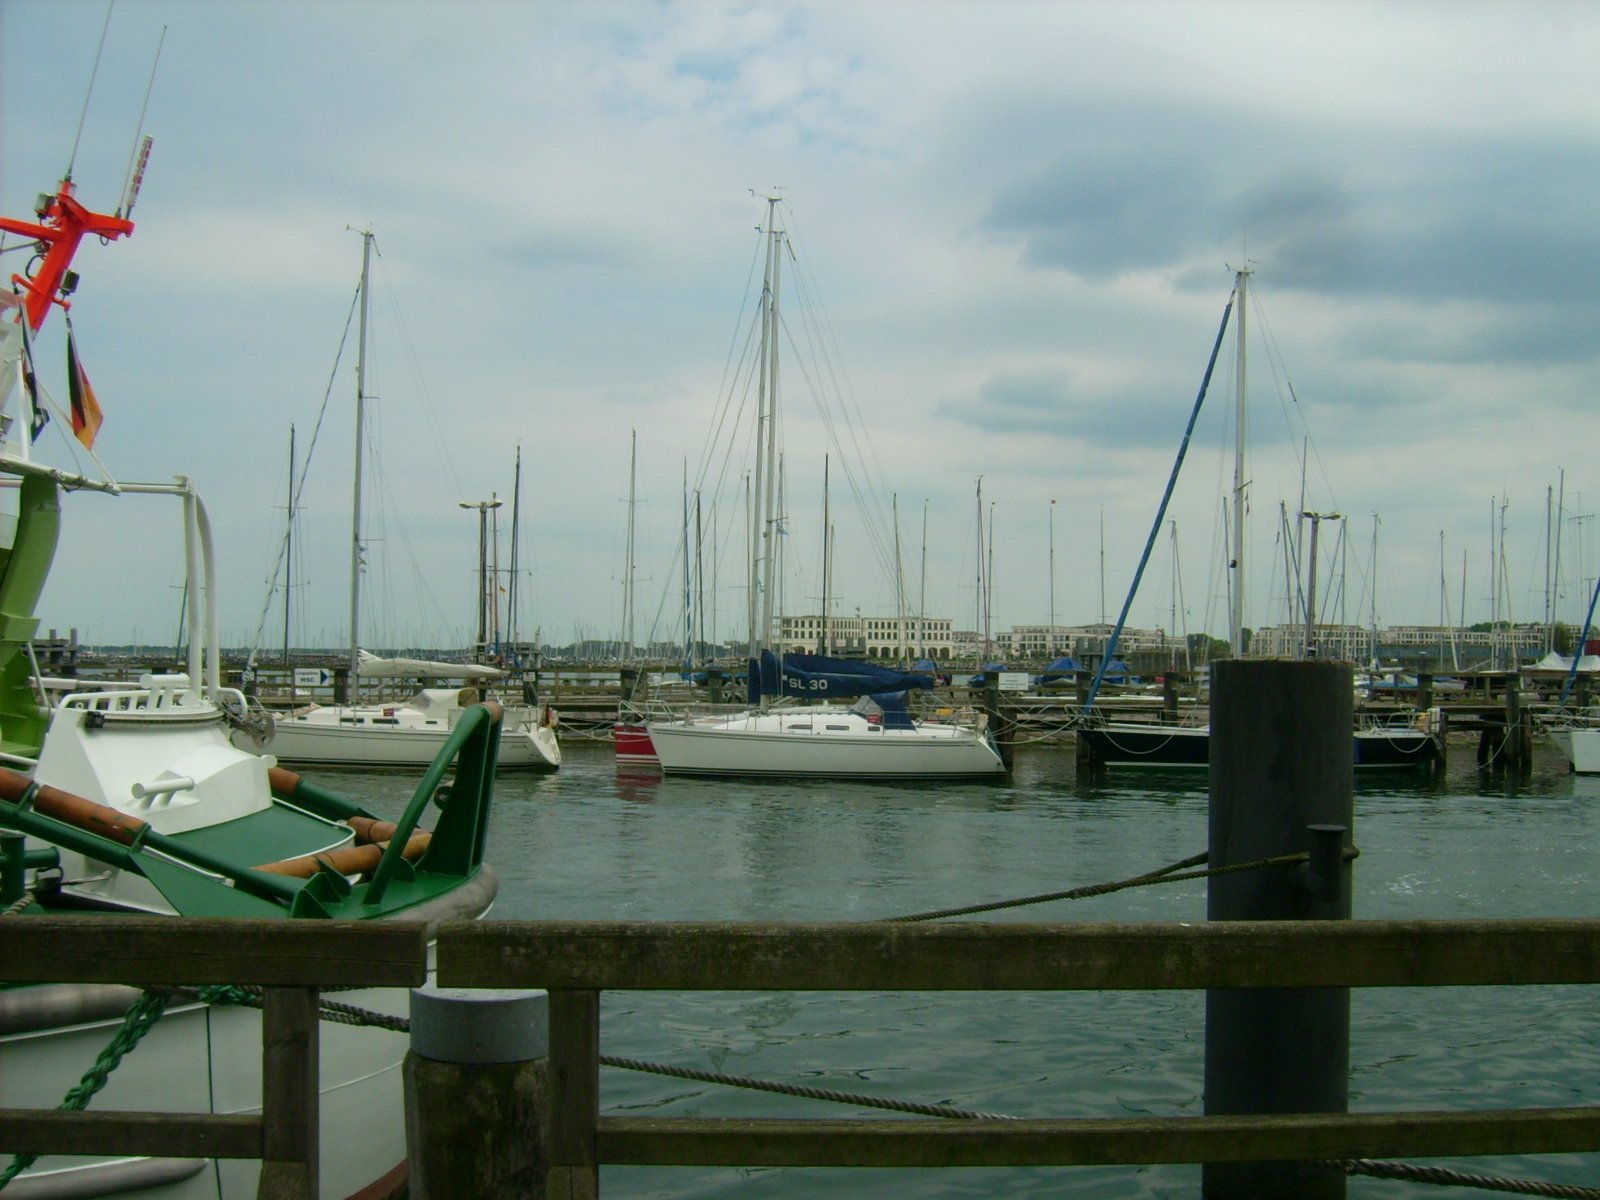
4 662 1598 1196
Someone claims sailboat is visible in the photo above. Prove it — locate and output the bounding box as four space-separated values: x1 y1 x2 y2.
254 235 559 772
1 165 499 1198
646 198 1004 780
611 429 660 766
1077 268 1443 771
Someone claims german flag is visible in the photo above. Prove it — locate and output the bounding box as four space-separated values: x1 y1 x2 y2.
67 331 103 449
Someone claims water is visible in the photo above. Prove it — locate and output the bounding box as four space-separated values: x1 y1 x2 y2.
320 740 1600 1198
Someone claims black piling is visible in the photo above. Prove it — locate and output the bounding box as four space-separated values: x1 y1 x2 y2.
981 679 1016 772
1161 672 1181 724
1204 658 1353 1199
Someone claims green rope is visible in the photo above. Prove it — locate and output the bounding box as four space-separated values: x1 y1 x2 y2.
0 990 170 1192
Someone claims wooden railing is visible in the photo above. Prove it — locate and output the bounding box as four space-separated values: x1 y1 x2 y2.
0 918 427 1200
6 917 1600 1197
437 917 1600 1194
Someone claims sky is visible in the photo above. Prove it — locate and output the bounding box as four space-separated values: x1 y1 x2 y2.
3 0 1599 656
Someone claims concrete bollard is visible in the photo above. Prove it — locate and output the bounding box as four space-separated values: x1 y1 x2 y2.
404 986 550 1199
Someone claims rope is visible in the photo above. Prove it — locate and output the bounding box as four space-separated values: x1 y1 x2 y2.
884 850 1251 923
0 991 170 1192
148 984 411 1033
598 1054 1016 1121
1 891 33 918
1336 1158 1600 1199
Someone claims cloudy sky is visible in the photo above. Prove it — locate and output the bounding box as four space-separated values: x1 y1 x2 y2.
3 0 1598 657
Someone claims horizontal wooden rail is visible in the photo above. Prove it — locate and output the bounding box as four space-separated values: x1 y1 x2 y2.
0 919 430 1200
437 917 1600 991
433 918 1600 1192
598 1109 1600 1167
0 1110 262 1158
0 916 428 986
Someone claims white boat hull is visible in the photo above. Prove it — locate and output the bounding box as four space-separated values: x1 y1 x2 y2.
260 707 560 771
1550 726 1600 773
647 709 1005 779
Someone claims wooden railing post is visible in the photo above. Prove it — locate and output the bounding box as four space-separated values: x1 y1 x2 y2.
256 985 319 1200
546 989 600 1200
404 986 550 1198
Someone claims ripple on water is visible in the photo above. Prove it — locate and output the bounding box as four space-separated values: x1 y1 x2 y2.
304 740 1597 1198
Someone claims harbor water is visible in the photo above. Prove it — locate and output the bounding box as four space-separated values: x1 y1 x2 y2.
326 739 1600 1198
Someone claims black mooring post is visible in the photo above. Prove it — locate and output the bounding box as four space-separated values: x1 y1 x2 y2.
1204 658 1353 1199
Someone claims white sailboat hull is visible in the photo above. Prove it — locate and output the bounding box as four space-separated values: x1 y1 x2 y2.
647 709 1005 779
263 708 560 771
1550 726 1600 773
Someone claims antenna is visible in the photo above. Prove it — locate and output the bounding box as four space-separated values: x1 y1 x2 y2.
66 2 116 181
119 25 167 217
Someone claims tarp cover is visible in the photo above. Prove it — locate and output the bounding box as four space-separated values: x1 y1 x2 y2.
759 649 934 700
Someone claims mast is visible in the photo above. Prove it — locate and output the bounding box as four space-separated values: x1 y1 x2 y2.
623 429 637 660
1229 265 1251 658
919 499 929 662
821 455 832 655
682 460 692 671
1049 499 1057 653
0 178 135 336
974 477 986 669
1369 513 1381 666
893 493 904 665
508 445 522 663
758 202 783 659
283 425 295 666
749 200 779 658
347 229 374 688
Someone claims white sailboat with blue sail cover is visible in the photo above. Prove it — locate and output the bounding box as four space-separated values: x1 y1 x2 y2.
646 198 1004 780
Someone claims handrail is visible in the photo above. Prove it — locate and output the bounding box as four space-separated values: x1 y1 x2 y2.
437 917 1600 1191
0 917 427 1200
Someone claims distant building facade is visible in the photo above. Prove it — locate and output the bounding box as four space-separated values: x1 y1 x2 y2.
776 614 957 660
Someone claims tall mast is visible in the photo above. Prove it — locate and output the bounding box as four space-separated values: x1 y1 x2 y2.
347 229 374 687
284 425 295 666
508 445 522 661
681 459 692 670
758 202 783 658
1049 499 1057 651
623 429 637 660
974 477 986 668
893 493 904 664
821 455 832 655
1229 265 1251 658
748 200 779 657
919 499 929 662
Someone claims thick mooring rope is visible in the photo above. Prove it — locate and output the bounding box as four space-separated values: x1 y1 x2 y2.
597 1054 1016 1121
1336 1158 1600 1199
0 990 171 1193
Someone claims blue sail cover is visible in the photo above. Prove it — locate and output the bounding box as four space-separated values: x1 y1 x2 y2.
761 650 934 700
866 690 917 731
1037 656 1082 684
